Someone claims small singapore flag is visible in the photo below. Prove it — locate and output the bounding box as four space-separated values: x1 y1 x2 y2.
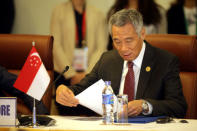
14 44 50 101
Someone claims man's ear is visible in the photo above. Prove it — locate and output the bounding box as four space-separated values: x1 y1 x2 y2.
140 27 146 40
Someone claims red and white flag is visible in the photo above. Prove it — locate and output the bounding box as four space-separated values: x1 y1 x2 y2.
14 46 50 101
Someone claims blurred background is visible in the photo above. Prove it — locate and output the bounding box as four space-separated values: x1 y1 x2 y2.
11 0 175 35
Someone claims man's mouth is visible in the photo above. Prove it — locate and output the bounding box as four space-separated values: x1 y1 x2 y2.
123 53 131 57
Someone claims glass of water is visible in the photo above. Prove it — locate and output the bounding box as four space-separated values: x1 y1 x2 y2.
115 94 128 123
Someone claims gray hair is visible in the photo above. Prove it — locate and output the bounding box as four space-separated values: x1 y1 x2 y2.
108 9 143 36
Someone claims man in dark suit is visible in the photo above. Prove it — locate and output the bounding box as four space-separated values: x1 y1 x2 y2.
0 65 48 114
56 9 187 118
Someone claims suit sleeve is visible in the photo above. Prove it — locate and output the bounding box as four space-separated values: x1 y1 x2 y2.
0 66 17 90
146 57 187 118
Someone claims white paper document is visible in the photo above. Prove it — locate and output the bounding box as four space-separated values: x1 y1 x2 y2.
76 79 105 115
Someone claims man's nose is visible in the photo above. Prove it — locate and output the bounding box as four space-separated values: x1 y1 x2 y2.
120 43 127 51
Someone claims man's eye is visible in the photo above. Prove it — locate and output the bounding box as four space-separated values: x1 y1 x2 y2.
114 41 121 45
126 39 132 43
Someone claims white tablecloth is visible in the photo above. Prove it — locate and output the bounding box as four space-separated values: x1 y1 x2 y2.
35 116 197 131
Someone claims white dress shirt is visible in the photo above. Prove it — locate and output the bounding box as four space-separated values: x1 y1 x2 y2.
119 42 145 97
119 42 153 115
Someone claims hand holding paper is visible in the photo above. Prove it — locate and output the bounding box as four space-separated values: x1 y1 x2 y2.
76 79 105 115
76 79 117 115
56 85 79 107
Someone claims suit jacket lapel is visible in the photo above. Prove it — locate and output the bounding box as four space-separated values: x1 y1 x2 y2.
136 42 156 99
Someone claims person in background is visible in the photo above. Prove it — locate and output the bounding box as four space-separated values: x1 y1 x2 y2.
167 0 197 35
107 0 167 50
56 9 187 118
50 0 107 115
0 0 15 33
0 65 48 114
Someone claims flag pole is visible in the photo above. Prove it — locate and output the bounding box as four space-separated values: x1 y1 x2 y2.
32 98 37 128
32 41 37 128
32 41 35 46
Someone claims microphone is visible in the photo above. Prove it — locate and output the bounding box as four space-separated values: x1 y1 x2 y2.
48 66 69 90
52 66 69 86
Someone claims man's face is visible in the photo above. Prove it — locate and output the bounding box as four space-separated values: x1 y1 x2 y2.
112 23 145 61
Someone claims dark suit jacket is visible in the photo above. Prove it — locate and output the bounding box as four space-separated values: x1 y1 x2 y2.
70 42 187 118
0 65 49 114
167 4 187 34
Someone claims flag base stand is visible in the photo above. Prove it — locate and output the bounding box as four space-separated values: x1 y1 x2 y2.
17 98 56 127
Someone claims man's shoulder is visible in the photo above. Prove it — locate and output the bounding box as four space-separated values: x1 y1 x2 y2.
146 42 178 61
102 50 120 58
98 50 122 64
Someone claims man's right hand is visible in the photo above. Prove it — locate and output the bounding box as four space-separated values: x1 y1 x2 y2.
56 84 79 107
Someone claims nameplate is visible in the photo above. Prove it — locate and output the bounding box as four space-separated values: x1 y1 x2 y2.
0 97 16 126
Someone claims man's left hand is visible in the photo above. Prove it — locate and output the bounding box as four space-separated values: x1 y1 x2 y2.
127 100 143 117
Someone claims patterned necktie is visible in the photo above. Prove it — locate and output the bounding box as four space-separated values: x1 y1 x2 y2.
124 61 135 101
